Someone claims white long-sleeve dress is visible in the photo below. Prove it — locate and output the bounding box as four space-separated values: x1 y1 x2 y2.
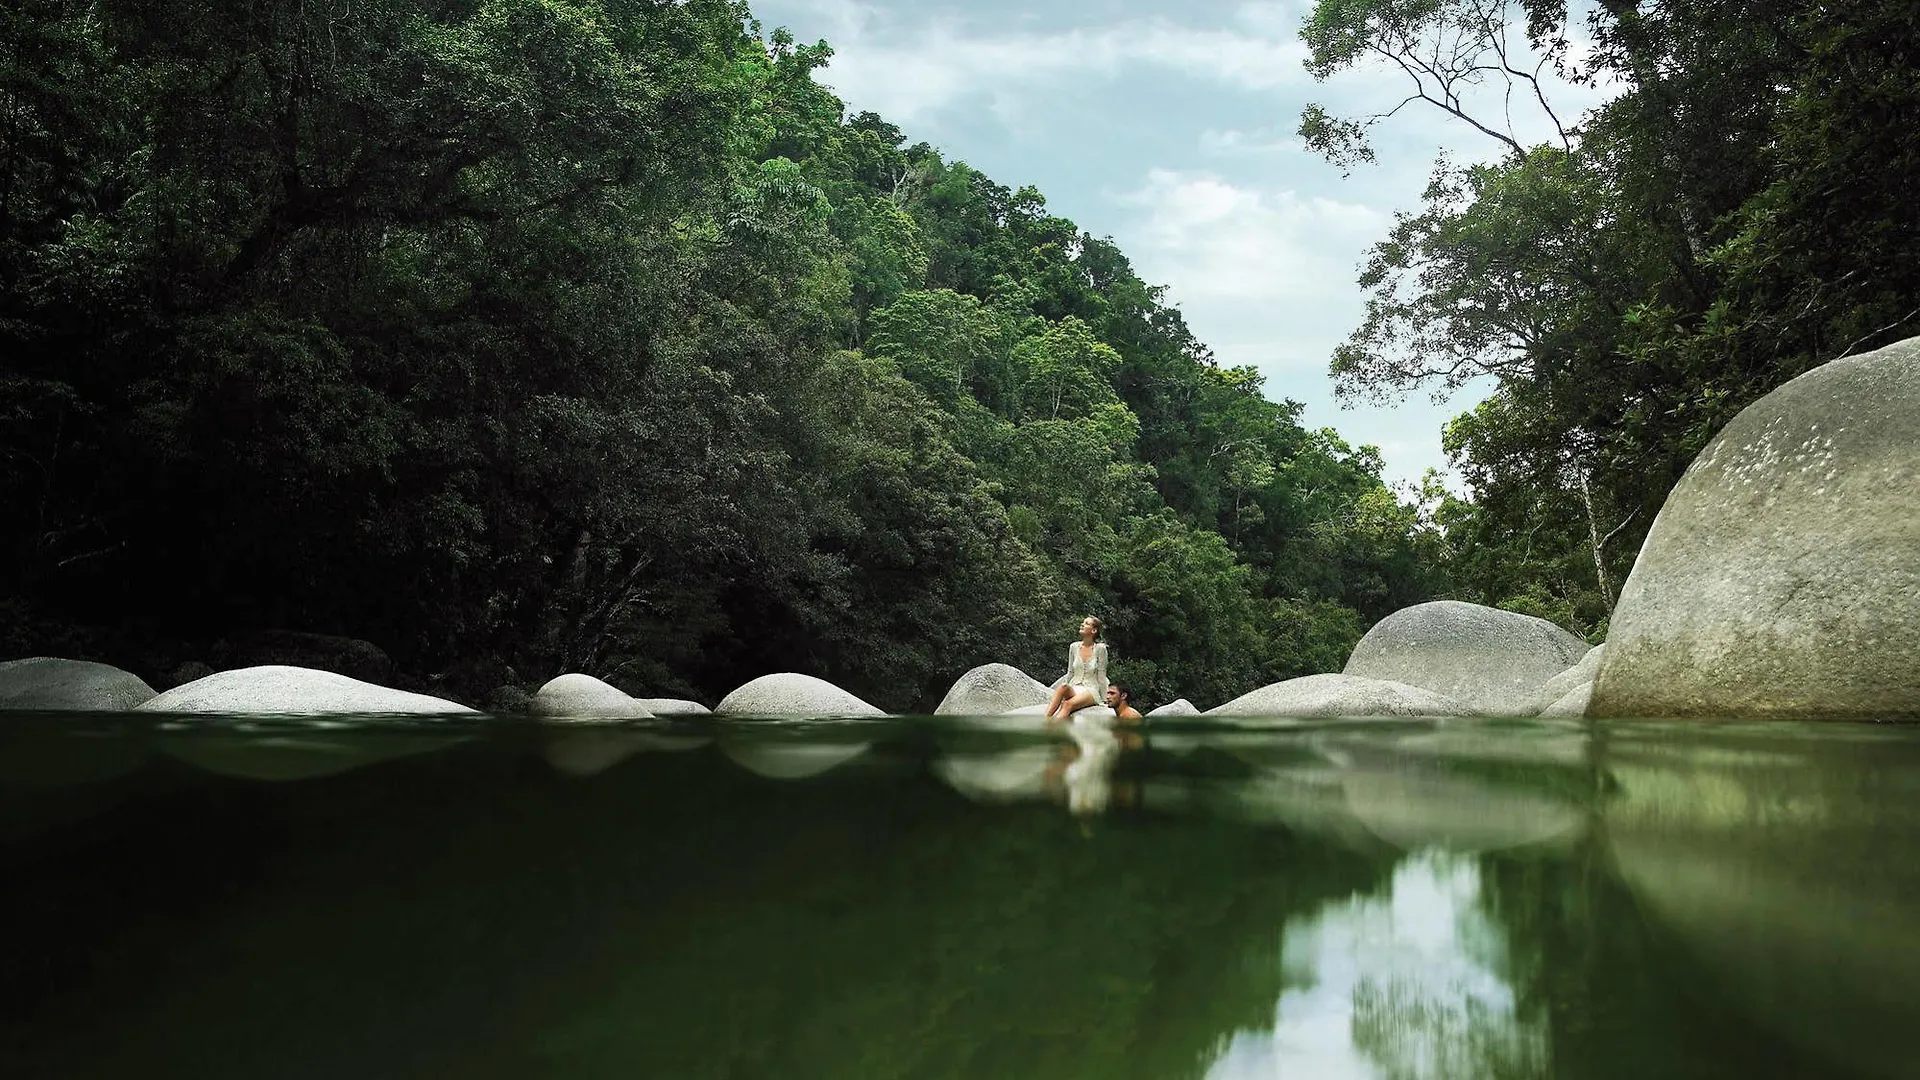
1061 641 1109 698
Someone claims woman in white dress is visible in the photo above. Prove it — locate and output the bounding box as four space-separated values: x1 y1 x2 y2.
1044 616 1109 722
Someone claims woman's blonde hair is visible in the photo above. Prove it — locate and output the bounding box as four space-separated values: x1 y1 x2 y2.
1083 615 1104 638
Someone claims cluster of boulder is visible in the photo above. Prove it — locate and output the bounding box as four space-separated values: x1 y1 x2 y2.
3 333 1915 721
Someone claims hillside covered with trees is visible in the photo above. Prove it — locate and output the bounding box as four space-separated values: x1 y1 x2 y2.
0 0 1445 709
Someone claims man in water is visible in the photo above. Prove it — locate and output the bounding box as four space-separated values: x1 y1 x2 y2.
1104 684 1143 723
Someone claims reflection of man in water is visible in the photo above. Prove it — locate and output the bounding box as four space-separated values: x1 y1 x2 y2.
1104 684 1143 723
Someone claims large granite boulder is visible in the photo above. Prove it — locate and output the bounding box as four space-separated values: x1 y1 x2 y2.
934 663 1051 715
1147 698 1201 717
1593 335 1920 719
528 674 654 720
1343 600 1591 715
1209 673 1464 718
138 666 475 715
0 657 157 711
714 673 884 718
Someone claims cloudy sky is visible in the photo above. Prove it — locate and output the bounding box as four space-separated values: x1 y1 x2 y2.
750 0 1613 491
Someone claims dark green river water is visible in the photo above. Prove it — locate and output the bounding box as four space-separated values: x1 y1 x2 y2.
3 713 1918 1079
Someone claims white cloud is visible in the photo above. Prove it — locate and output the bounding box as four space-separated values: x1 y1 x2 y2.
782 5 1314 125
1115 169 1386 303
1198 127 1305 157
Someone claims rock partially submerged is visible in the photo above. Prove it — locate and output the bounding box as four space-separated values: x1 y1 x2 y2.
1343 600 1590 716
1208 673 1464 718
1147 698 1201 717
934 663 1050 715
137 666 475 715
715 673 884 718
529 674 654 720
0 657 157 711
1593 334 1920 719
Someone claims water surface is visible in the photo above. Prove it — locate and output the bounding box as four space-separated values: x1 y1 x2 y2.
3 713 1917 1079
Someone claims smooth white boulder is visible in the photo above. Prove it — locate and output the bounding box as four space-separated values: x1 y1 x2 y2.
1147 698 1201 717
529 674 654 719
934 663 1051 715
1539 681 1594 718
1343 600 1591 715
1593 334 1920 719
0 657 157 711
1208 673 1464 718
137 666 475 715
714 673 884 717
635 697 710 715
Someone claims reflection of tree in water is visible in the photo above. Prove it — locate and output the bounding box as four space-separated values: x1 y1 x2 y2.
1351 975 1547 1080
6 739 1389 1080
1207 853 1546 1080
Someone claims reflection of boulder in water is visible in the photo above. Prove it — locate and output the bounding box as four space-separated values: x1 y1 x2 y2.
718 733 870 779
0 729 152 793
1604 733 1920 1080
933 744 1059 804
160 733 468 781
1340 768 1583 853
543 731 711 777
1183 763 1375 849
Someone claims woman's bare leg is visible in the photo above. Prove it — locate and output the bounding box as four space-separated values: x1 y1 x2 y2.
1045 683 1071 720
1057 687 1096 719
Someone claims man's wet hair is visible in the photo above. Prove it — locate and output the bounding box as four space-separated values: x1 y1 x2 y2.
1110 683 1131 702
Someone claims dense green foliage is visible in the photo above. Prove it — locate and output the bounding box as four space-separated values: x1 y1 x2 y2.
1301 0 1920 636
0 0 1442 709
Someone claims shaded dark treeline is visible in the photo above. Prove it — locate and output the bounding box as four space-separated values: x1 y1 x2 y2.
1302 0 1920 635
0 0 1442 709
